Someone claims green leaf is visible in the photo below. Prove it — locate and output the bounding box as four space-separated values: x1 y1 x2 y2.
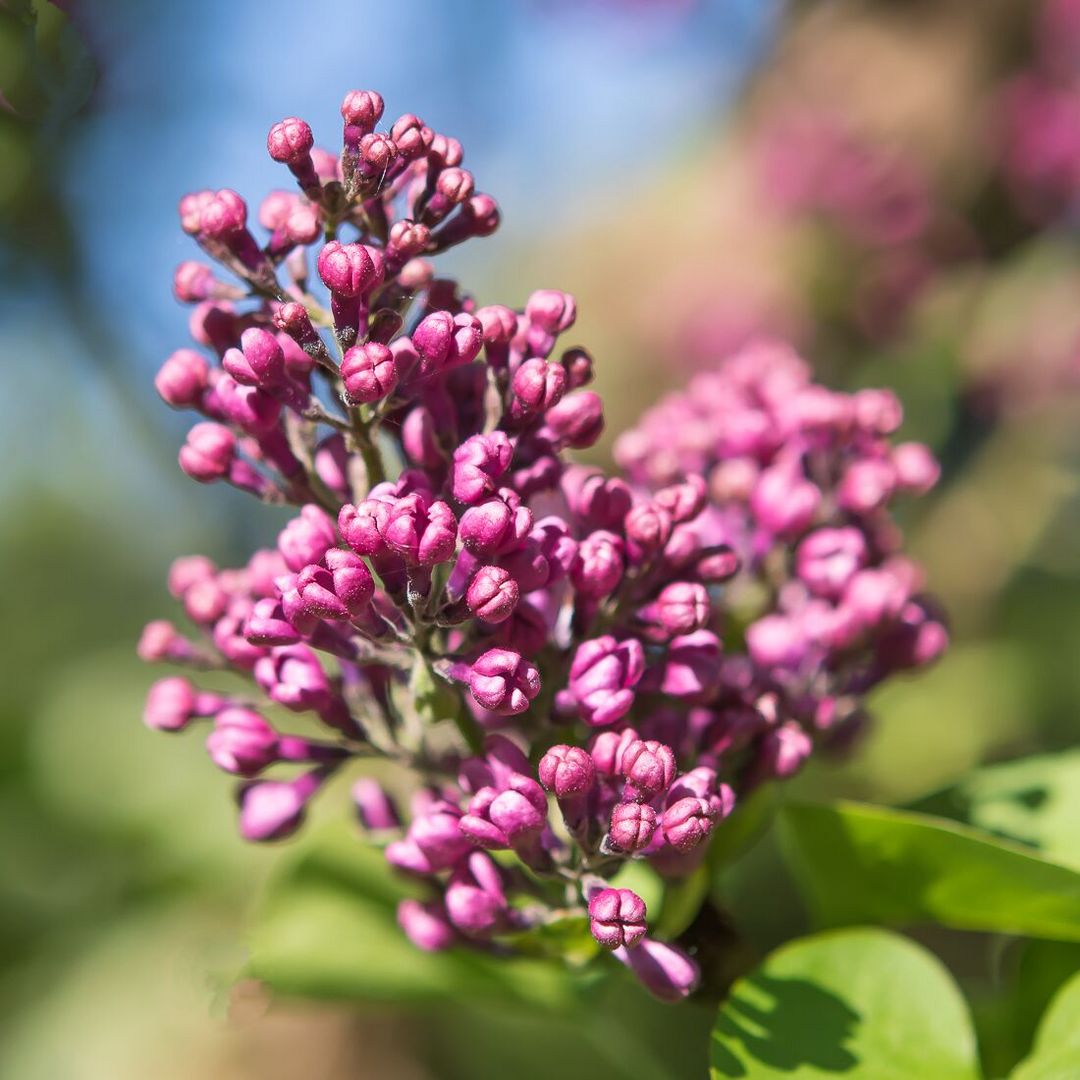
248 822 582 1008
1012 968 1080 1079
780 800 1080 941
710 928 980 1079
655 864 709 941
946 751 1080 870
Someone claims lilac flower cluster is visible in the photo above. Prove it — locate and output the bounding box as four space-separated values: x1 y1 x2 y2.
140 90 944 1003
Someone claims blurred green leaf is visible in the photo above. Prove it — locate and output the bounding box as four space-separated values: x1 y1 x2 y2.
1012 967 1080 1079
939 751 1080 870
780 800 1080 941
608 858 665 918
709 928 979 1079
249 823 585 1009
656 864 709 941
502 915 599 966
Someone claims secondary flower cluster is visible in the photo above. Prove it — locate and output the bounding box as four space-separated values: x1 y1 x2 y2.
140 90 945 1003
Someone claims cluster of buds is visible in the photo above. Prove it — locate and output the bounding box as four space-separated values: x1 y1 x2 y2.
141 90 945 1003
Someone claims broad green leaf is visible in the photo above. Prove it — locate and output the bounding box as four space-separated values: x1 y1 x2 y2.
609 859 665 919
780 801 1080 941
945 751 1080 870
710 928 979 1079
248 823 582 1008
1013 968 1080 1079
708 783 776 871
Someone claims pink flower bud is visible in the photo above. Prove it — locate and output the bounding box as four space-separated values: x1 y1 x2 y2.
590 728 639 777
278 505 336 572
837 458 896 514
412 310 483 374
452 432 513 505
588 887 646 950
341 341 399 403
543 391 604 449
468 648 541 715
266 116 314 165
614 938 699 1001
567 635 645 727
325 548 374 613
397 899 454 952
156 349 209 407
653 582 710 635
624 502 673 559
207 706 278 775
511 358 566 420
179 422 235 482
237 769 324 842
143 676 198 732
609 801 658 852
352 778 400 831
661 796 717 852
538 744 595 797
571 530 625 599
759 721 813 779
619 739 677 800
526 289 576 333
341 89 384 131
199 189 248 240
458 493 532 557
891 441 940 495
466 565 520 624
796 527 868 599
316 240 384 296
383 494 457 566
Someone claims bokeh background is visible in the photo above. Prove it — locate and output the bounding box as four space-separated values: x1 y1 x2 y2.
5 0 1080 1076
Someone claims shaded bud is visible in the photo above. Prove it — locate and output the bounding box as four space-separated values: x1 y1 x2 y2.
468 648 541 716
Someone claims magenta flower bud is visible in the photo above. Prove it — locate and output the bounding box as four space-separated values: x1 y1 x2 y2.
476 304 518 345
227 327 286 389
654 479 706 527
526 289 577 333
138 620 199 664
591 728 639 777
179 190 214 235
267 116 314 165
338 498 391 556
463 775 547 848
198 188 248 240
530 516 577 582
183 576 230 624
206 706 278 776
843 567 909 628
143 676 198 732
746 614 809 669
156 349 209 407
588 887 647 950
653 582 710 635
609 801 658 853
661 796 717 853
168 554 216 598
562 467 633 530
410 806 471 869
212 374 282 436
237 769 324 843
445 855 507 937
697 545 740 583
759 721 813 779
624 502 674 560
383 494 457 566
568 635 645 727
412 311 483 374
561 346 593 388
173 261 223 303
295 564 351 620
459 493 531 557
316 240 384 296
796 527 868 599
853 388 903 434
466 565 520 624
244 596 303 645
357 130 397 178
751 462 821 537
510 358 566 420
614 938 700 1001
278 505 336 572
388 218 430 259
538 744 595 797
254 644 335 714
543 391 604 449
341 89 384 133
892 442 940 495
837 458 896 514
324 548 374 614
389 112 430 158
451 432 513 505
341 341 398 404
179 422 235 482
660 630 723 699
352 778 400 831
571 530 625 599
619 739 677 801
468 648 541 715
397 899 454 952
